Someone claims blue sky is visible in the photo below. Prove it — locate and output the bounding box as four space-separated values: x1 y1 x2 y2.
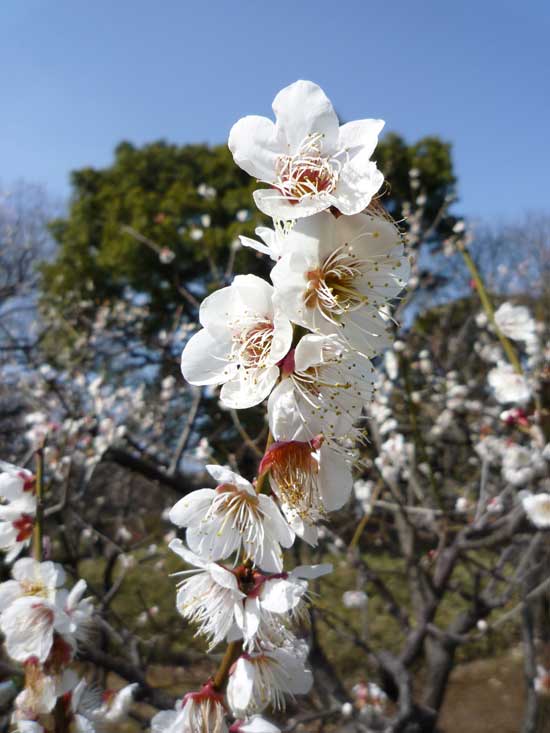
1 0 548 222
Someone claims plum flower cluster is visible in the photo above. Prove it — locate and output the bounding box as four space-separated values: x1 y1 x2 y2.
162 81 409 731
0 464 137 732
181 80 409 542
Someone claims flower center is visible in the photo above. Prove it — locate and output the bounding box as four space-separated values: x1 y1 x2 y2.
21 579 48 597
275 133 340 203
211 484 263 541
233 319 274 370
260 441 325 521
305 244 373 321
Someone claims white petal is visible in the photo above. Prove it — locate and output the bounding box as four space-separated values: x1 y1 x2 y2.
273 80 339 151
199 284 240 332
187 523 240 562
0 473 24 501
17 723 44 733
12 557 40 581
266 382 308 442
207 562 241 593
42 561 66 588
260 577 306 613
231 274 275 318
338 119 385 161
228 115 281 181
1 597 55 662
318 447 353 511
227 658 255 716
0 522 18 547
294 334 327 372
206 465 254 492
239 234 275 259
253 187 331 220
290 563 333 580
270 314 293 363
272 648 313 694
334 160 384 215
168 538 208 569
180 328 235 386
220 367 279 409
73 714 95 733
151 710 177 733
65 579 88 611
242 596 261 641
168 489 215 527
0 579 22 610
271 253 310 327
258 497 294 552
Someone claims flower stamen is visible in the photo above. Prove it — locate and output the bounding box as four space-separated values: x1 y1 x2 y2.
275 133 342 203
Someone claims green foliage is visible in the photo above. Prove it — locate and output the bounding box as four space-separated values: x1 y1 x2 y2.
42 141 268 322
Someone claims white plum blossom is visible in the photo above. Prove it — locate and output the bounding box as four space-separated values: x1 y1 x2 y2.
227 645 313 717
259 435 352 545
0 558 65 612
164 75 411 732
229 80 384 220
455 496 471 514
522 493 550 528
342 590 368 609
474 436 506 464
375 433 413 484
271 211 408 357
488 363 531 405
264 377 354 543
168 539 244 650
158 247 176 264
352 681 387 713
494 302 536 342
354 479 375 513
180 275 293 409
502 445 546 486
0 559 94 722
0 594 73 664
268 333 375 445
169 464 294 572
0 464 36 562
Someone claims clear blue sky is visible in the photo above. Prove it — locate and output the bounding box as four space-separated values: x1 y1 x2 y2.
1 0 548 222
